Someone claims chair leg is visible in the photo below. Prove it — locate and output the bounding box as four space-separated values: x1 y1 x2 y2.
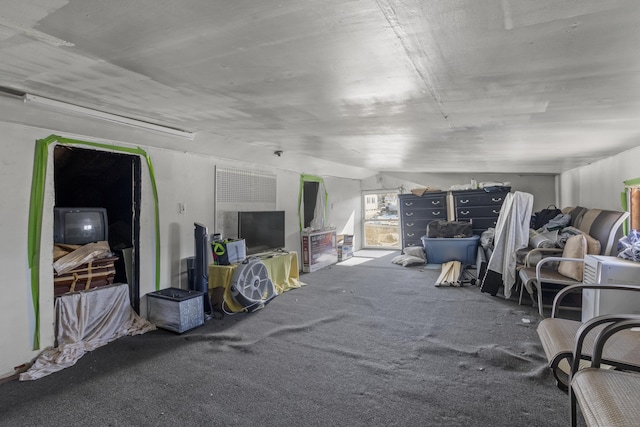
519 282 524 305
569 386 578 427
536 282 544 318
552 366 569 392
521 279 536 308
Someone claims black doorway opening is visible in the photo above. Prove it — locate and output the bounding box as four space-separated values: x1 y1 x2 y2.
303 181 319 228
53 145 142 312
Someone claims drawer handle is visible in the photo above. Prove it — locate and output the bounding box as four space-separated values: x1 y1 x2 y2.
460 210 470 215
460 199 469 204
405 202 413 207
407 233 415 237
406 222 414 227
492 209 500 214
406 212 414 217
433 211 441 216
491 197 503 202
431 200 441 205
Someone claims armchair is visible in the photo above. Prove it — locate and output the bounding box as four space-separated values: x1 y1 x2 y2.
518 208 629 315
536 283 640 391
569 315 640 427
519 234 587 317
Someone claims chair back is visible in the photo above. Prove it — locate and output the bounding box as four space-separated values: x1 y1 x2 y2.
577 210 629 256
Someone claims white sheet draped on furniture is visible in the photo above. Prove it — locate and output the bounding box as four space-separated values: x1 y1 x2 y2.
485 191 534 299
20 283 155 381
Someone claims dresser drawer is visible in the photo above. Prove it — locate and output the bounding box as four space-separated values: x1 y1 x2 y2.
402 218 439 232
455 218 499 236
401 207 446 220
399 195 446 210
455 206 502 219
403 229 425 241
403 235 425 248
465 217 500 231
453 191 509 208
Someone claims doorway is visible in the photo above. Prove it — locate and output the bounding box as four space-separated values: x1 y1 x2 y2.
53 146 142 311
303 181 320 228
362 191 400 249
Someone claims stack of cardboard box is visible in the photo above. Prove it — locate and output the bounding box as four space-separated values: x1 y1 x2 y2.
337 234 353 262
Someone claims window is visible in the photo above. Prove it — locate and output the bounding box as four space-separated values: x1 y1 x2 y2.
362 192 400 248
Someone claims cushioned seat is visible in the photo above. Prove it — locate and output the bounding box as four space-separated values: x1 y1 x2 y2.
568 316 640 426
572 369 640 427
519 234 587 317
538 310 640 389
536 283 640 393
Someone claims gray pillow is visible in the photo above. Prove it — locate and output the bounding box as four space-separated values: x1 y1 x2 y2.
392 254 426 267
403 246 426 260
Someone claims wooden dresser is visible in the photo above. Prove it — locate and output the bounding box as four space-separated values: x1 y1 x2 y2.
398 191 448 248
449 189 510 236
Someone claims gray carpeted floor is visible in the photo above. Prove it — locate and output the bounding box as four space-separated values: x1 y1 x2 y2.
0 251 585 426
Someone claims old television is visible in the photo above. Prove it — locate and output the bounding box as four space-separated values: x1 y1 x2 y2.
54 207 109 245
238 211 285 255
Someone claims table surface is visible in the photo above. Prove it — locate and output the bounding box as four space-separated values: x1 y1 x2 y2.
208 251 305 313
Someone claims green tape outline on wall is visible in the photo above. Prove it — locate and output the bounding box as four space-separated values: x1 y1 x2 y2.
28 135 161 349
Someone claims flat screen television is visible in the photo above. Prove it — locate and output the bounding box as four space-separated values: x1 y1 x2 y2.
54 207 109 245
238 211 285 255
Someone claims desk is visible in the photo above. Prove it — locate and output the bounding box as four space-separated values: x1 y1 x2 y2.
208 251 305 313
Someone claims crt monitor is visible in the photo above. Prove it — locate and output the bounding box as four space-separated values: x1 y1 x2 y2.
54 207 108 245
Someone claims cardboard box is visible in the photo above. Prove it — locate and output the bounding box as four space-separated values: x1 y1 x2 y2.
336 234 354 262
213 239 246 265
337 234 353 246
302 229 338 272
53 256 118 297
338 245 353 261
225 239 246 264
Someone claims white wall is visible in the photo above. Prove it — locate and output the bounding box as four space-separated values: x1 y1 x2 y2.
0 125 48 379
559 145 640 211
322 176 362 246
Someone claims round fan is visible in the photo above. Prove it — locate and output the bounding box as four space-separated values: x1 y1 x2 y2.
229 258 277 312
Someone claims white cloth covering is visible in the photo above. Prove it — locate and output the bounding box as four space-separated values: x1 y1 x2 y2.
486 191 534 299
20 283 155 381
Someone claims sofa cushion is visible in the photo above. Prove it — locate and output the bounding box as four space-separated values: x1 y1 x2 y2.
558 234 587 281
566 206 588 228
577 209 602 234
560 226 601 255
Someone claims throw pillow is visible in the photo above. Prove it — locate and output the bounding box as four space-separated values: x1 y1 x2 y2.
560 226 601 255
391 254 426 267
403 246 426 260
558 234 587 281
584 233 601 255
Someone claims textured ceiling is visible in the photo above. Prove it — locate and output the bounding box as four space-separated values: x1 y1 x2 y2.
1 0 640 176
